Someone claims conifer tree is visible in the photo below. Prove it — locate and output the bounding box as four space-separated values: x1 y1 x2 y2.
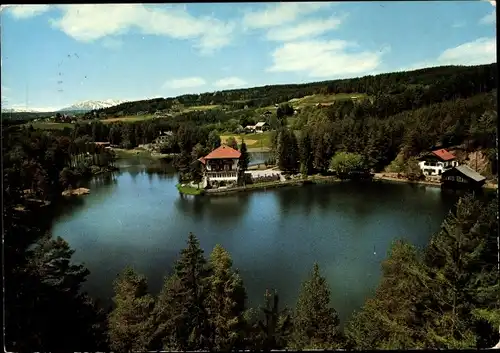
151 274 184 350
422 195 499 349
344 240 429 350
298 129 313 176
108 267 155 353
239 139 250 186
253 289 293 350
286 129 300 173
292 263 342 349
205 244 247 350
153 233 212 351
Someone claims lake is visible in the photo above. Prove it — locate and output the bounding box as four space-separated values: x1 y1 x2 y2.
51 156 464 325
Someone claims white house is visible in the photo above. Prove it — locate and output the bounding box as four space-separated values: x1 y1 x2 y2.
418 148 459 176
255 121 268 133
198 145 241 188
245 125 256 133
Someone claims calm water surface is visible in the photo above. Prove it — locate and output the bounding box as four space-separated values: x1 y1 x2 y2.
52 156 462 324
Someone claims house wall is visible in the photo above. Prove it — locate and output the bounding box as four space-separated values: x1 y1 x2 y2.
206 159 239 172
418 160 458 176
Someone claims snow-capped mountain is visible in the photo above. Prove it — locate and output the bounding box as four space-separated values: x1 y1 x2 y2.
2 106 63 113
2 107 43 113
58 99 128 112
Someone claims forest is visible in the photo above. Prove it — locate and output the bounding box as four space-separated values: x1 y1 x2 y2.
3 62 499 350
78 63 496 117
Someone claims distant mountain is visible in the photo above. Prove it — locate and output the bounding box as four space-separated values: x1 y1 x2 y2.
2 107 43 113
2 99 128 114
58 99 127 112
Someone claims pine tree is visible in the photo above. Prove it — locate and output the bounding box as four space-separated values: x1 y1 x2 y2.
286 129 300 173
151 274 184 350
108 267 155 353
6 233 108 351
344 240 429 350
253 289 293 350
422 195 500 349
205 244 248 350
154 233 212 351
239 139 250 186
292 263 342 349
298 129 313 176
275 128 288 171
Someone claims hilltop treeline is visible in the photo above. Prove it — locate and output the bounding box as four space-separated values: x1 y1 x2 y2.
85 63 496 117
277 91 498 175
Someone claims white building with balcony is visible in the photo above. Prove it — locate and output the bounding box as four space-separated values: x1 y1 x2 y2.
198 145 241 188
418 148 459 176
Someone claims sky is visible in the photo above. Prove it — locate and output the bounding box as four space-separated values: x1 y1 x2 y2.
0 1 497 111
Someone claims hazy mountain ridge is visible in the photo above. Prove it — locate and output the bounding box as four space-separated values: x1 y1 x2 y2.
1 99 128 114
58 99 128 112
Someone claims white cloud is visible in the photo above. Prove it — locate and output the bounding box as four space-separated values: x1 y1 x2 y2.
7 5 51 19
399 37 496 71
214 77 248 88
437 37 496 65
49 4 235 54
242 2 331 29
163 77 206 89
480 9 496 24
266 16 344 41
267 40 388 79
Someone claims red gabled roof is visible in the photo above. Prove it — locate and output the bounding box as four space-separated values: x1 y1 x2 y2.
203 145 241 159
198 157 206 165
432 149 456 161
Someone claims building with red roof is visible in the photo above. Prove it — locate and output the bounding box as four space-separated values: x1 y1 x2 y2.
418 148 459 176
198 145 241 188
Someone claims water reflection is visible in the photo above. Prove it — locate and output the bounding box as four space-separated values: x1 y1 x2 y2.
175 193 251 226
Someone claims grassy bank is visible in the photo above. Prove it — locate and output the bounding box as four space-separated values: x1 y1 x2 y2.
220 131 272 149
177 184 204 195
102 114 155 123
205 175 342 196
112 148 176 161
28 122 75 130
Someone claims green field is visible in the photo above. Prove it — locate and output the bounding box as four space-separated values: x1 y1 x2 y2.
181 105 221 113
29 122 74 130
220 131 272 149
101 114 155 123
291 93 368 107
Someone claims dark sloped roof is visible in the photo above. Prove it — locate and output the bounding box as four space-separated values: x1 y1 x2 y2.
446 165 486 182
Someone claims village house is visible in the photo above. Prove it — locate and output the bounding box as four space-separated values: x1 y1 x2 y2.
255 121 269 133
198 145 241 188
245 125 256 133
441 165 486 190
418 148 459 176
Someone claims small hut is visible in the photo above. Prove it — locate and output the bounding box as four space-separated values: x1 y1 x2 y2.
441 165 486 190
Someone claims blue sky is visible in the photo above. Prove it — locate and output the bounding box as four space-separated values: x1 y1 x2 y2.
1 2 496 111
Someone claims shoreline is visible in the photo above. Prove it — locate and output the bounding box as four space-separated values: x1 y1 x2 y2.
178 172 497 196
112 147 176 160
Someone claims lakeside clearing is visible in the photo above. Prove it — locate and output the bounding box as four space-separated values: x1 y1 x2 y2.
101 114 155 123
112 148 176 160
177 171 497 196
220 131 272 149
